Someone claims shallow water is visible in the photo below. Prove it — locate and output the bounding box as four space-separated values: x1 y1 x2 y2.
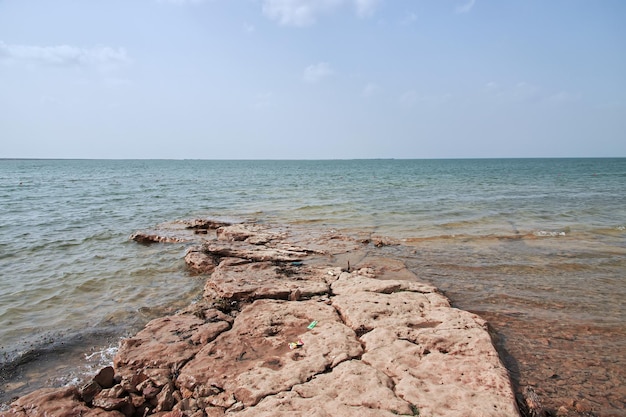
0 158 624 414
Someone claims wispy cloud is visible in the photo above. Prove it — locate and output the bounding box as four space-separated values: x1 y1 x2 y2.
362 82 382 98
262 0 341 26
455 0 476 14
485 81 498 90
400 90 417 106
400 12 417 26
399 90 451 106
484 81 580 106
546 91 581 104
353 0 381 18
253 92 274 109
303 62 333 83
157 0 207 4
261 0 381 27
0 41 129 70
512 82 541 102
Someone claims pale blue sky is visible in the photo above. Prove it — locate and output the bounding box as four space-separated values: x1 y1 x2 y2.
1 0 625 159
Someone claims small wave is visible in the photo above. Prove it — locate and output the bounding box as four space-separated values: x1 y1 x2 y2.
294 204 333 211
533 230 567 237
0 327 124 404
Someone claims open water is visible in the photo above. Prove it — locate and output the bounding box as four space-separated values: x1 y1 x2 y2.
0 158 625 414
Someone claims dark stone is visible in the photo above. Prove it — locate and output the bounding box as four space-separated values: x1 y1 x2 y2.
79 380 102 404
93 366 116 389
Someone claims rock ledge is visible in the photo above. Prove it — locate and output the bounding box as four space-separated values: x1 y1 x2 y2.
4 221 520 417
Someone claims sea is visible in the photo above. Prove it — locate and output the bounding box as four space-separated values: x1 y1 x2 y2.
0 158 624 415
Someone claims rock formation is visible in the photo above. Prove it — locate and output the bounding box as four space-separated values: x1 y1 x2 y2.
3 221 520 417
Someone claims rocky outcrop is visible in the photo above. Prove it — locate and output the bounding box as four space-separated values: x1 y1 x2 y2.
4 220 520 417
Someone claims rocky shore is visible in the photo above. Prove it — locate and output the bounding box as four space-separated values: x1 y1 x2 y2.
3 220 521 417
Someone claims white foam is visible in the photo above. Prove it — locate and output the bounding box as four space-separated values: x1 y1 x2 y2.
534 230 566 237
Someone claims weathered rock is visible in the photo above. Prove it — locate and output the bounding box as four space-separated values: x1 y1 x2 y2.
216 223 283 244
114 309 232 379
331 283 450 333
331 267 440 295
7 221 522 417
328 267 519 417
185 247 219 274
94 366 116 389
80 380 103 404
176 299 363 407
155 383 176 412
184 219 231 230
236 360 415 416
199 241 310 263
4 386 125 417
91 391 130 412
203 258 331 302
129 231 186 244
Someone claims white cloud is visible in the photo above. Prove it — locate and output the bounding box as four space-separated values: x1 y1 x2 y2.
362 82 382 98
455 0 476 14
399 90 451 106
400 12 417 26
243 22 256 33
400 90 417 106
303 62 333 83
39 95 63 106
253 92 273 109
484 81 579 106
261 0 380 26
157 0 207 4
485 81 498 90
546 91 581 104
0 41 129 70
262 0 340 26
512 82 541 102
353 0 381 18
418 93 452 106
104 77 133 88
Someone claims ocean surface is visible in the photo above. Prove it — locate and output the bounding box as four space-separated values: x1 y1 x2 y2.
1 158 625 414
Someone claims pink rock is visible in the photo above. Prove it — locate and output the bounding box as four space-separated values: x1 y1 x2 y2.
184 219 231 230
200 241 309 263
8 222 522 417
235 360 414 416
329 268 519 417
216 223 281 243
114 309 232 379
4 386 125 417
184 248 218 274
176 299 362 407
129 231 186 244
203 258 330 302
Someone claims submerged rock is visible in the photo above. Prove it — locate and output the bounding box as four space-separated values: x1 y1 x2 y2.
5 220 520 417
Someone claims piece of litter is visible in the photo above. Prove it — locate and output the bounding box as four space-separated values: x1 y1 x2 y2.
307 320 318 330
288 340 304 350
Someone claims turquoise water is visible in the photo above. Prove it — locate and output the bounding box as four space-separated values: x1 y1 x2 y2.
1 158 625 413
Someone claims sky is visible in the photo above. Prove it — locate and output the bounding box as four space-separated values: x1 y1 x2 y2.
1 0 625 159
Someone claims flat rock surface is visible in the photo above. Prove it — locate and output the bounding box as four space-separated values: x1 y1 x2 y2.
114 308 233 380
4 220 520 417
177 299 363 408
203 258 331 301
